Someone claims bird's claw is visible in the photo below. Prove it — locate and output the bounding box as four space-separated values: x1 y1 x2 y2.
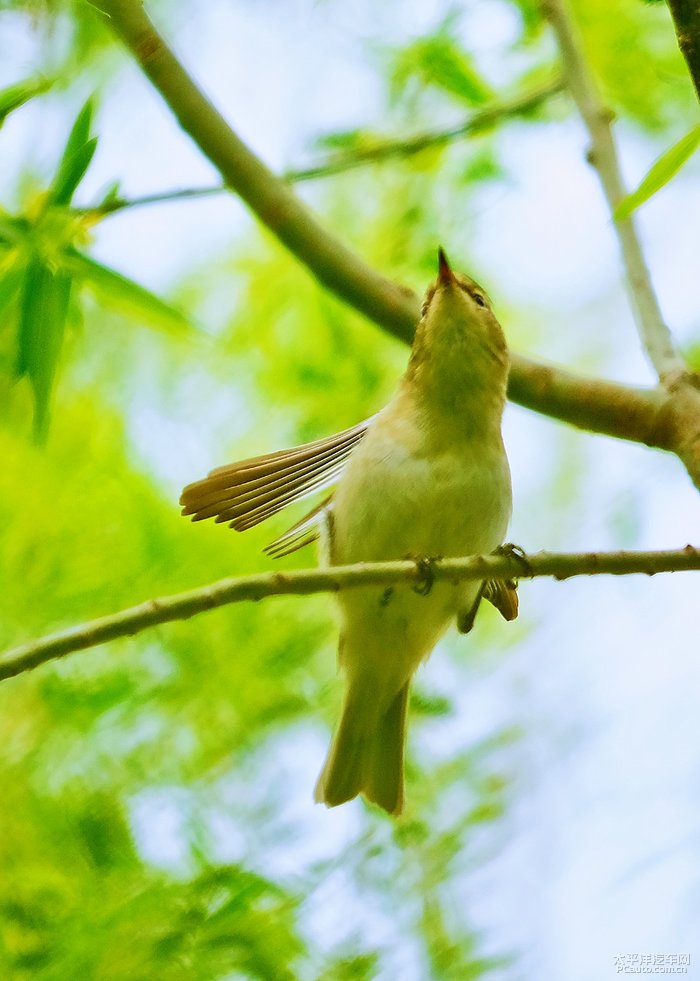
495 543 532 577
411 555 441 596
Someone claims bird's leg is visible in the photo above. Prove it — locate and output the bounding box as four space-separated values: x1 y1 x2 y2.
457 581 487 634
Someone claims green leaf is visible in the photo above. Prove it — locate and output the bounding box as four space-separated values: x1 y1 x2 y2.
16 257 72 439
0 261 25 327
615 125 700 221
0 262 26 379
95 180 124 212
462 148 504 183
0 76 52 127
392 34 494 106
50 98 97 206
313 127 367 152
54 137 98 206
62 250 195 334
411 689 452 717
0 213 27 248
421 37 494 104
510 0 545 41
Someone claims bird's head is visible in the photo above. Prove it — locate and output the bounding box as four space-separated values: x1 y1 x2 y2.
406 249 509 414
420 248 507 364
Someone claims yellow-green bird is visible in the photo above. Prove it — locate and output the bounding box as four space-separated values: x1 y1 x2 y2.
181 250 517 815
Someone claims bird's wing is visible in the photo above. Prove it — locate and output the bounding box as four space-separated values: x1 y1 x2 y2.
263 495 332 558
180 419 370 538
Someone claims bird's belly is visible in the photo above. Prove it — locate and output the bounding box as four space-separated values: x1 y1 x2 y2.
338 580 458 692
331 444 510 564
328 435 511 692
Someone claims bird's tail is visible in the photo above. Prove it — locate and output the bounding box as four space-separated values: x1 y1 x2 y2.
314 681 410 815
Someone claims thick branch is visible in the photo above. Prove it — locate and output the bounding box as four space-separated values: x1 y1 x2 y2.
506 357 672 448
666 0 700 104
93 0 678 453
540 0 685 381
2 547 699 683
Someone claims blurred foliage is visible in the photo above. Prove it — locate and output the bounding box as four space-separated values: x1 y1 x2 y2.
0 0 697 978
388 16 495 107
0 74 53 125
570 0 691 128
0 94 193 437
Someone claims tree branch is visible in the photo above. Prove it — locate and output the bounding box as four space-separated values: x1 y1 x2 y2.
540 0 685 382
2 547 699 683
666 0 700 104
93 0 700 483
85 78 564 216
506 357 672 448
281 77 565 182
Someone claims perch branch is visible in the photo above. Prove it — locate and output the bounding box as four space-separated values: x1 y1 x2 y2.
1 547 699 683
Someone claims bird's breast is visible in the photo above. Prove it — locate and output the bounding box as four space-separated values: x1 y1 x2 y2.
330 408 511 566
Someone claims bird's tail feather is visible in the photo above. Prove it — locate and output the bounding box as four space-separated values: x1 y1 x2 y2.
315 681 410 815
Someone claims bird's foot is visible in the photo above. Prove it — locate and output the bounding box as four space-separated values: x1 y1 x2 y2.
495 542 533 577
410 554 442 596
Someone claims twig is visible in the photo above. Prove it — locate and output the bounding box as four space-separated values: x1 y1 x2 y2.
666 0 700 104
289 78 564 181
540 0 685 381
89 185 225 214
1 547 699 683
84 79 564 216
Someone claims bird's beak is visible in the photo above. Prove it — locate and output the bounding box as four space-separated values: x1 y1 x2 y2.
437 247 454 287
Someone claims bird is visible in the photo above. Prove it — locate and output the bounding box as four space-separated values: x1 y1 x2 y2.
180 249 517 815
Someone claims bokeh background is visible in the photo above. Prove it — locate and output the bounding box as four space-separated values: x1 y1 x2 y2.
1 0 699 977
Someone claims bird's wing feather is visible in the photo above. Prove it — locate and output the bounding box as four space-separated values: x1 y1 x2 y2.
263 495 332 558
180 419 370 534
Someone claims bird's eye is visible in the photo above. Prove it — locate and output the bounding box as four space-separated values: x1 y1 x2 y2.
473 293 487 308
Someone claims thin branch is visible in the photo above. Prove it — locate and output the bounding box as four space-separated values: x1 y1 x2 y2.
666 0 700 104
89 184 225 214
84 78 564 217
2 547 699 683
283 77 564 182
540 0 685 381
